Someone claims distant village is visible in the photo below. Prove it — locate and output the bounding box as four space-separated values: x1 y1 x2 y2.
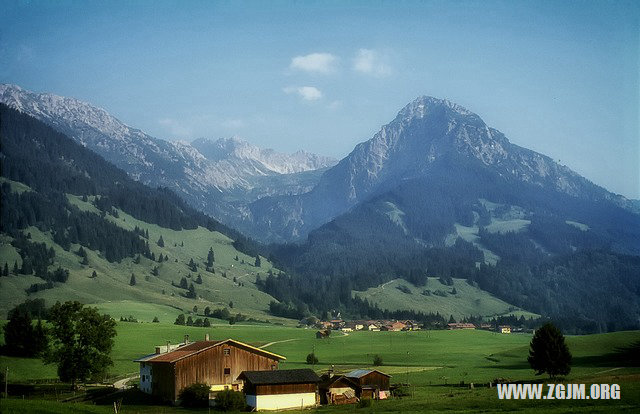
303 317 524 337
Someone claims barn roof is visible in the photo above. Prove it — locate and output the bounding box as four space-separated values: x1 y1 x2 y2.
345 369 391 378
134 339 286 363
239 369 320 385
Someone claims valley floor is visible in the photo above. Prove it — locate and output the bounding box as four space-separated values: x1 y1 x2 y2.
1 322 638 413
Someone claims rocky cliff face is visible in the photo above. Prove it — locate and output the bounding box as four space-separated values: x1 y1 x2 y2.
247 96 636 242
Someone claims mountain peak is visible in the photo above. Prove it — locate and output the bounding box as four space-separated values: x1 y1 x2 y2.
398 95 474 120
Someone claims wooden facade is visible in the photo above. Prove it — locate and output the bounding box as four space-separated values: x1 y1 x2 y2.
239 369 320 411
135 339 284 403
345 369 391 399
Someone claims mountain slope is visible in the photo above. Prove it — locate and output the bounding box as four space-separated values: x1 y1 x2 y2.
249 96 637 243
0 104 281 319
0 84 335 227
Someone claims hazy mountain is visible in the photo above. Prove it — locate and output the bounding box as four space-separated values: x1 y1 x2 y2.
249 96 638 243
0 84 335 225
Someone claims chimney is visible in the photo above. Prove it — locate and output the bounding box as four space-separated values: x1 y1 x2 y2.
184 334 189 344
155 346 161 354
205 333 210 341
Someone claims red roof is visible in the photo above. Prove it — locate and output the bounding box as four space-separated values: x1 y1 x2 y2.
136 339 286 364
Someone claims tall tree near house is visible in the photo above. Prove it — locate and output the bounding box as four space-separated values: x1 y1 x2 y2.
45 301 117 389
2 309 47 357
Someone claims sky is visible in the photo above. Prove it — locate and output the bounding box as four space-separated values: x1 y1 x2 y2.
1 0 639 199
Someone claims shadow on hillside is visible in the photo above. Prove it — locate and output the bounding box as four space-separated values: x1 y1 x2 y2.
571 340 640 368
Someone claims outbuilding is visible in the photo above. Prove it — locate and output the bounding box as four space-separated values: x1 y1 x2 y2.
345 369 391 399
238 369 320 411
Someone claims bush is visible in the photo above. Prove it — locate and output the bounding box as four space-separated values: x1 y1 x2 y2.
306 352 319 364
179 383 210 407
215 389 245 411
373 354 383 366
357 398 372 408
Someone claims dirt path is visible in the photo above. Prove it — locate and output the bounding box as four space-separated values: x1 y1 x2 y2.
113 374 138 390
259 338 299 349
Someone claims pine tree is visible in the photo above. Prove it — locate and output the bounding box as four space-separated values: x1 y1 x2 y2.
180 277 188 289
91 270 97 278
188 258 197 272
203 318 211 327
254 255 261 267
193 305 198 314
130 274 136 286
2 262 8 276
229 301 234 308
152 316 159 323
196 274 203 284
528 323 572 378
186 316 194 326
13 261 19 274
207 247 215 267
186 283 197 299
234 255 238 261
175 314 186 325
152 266 159 276
157 235 164 247
204 306 211 316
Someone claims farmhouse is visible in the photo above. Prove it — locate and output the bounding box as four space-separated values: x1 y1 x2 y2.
381 321 406 331
319 374 359 405
134 337 285 403
238 369 320 411
345 369 391 399
499 325 511 334
367 323 380 331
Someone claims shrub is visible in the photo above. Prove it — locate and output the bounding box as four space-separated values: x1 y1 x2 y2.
357 398 372 408
373 354 383 366
306 352 319 364
215 389 245 411
179 383 210 407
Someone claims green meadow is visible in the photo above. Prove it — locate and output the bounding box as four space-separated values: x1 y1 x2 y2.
352 278 538 320
1 320 639 413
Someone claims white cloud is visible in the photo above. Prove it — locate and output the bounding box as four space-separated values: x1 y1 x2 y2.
352 49 391 77
283 86 323 101
158 118 192 138
290 53 338 74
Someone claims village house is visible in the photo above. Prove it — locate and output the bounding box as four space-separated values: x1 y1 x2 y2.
402 320 421 331
367 323 380 331
345 369 391 399
238 369 320 411
447 322 476 330
381 321 406 332
134 336 285 403
316 329 331 339
499 325 512 334
319 374 359 405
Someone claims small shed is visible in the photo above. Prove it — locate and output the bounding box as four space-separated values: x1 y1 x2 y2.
316 329 330 339
319 375 359 405
345 369 391 399
239 369 320 411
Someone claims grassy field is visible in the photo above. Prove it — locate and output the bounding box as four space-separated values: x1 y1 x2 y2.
352 278 538 320
0 193 290 322
1 322 639 413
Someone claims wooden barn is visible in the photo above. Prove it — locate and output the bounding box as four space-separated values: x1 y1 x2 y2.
134 338 285 403
345 369 391 399
319 374 359 405
238 369 320 411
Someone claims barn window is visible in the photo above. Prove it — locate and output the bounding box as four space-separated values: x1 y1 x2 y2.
223 348 230 356
224 368 231 375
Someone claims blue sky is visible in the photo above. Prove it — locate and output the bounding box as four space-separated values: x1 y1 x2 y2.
1 0 639 198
